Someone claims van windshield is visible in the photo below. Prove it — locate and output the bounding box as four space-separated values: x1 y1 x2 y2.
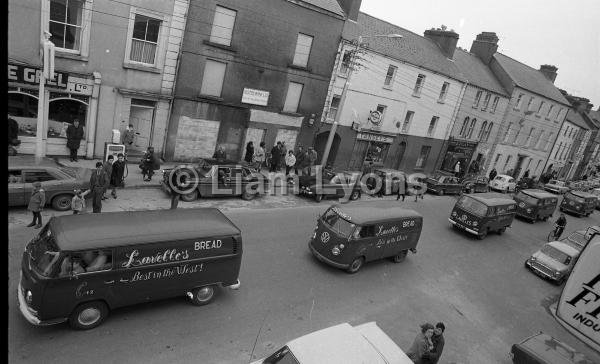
541 245 571 265
456 196 488 216
567 194 585 203
322 208 356 238
29 226 61 277
516 192 538 205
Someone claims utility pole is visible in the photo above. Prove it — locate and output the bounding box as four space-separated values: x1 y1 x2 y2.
36 31 55 159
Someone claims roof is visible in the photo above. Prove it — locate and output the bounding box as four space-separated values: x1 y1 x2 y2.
468 192 516 206
568 190 596 198
548 241 580 257
298 0 345 17
50 208 241 251
493 53 569 105
565 109 590 130
343 13 466 82
373 168 404 175
521 189 557 199
330 201 422 225
517 333 584 363
453 48 508 96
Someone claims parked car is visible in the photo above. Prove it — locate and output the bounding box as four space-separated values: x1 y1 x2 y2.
426 172 462 195
489 174 516 193
525 241 579 285
560 190 597 217
590 188 600 209
558 226 600 252
8 157 90 211
161 158 268 201
544 179 570 194
510 332 594 364
461 175 489 194
299 169 363 202
513 189 558 223
368 168 405 196
251 322 413 364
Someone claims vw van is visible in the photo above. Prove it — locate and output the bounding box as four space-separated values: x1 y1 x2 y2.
560 190 596 217
18 208 242 330
513 189 558 223
308 201 422 274
449 193 516 239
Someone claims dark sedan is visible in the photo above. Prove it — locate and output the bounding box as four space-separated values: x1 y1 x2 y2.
298 170 362 202
426 173 462 195
8 159 90 211
461 175 490 194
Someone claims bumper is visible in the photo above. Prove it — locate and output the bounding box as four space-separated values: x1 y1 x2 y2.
299 188 314 195
308 242 348 269
560 205 583 215
225 279 241 290
448 218 479 235
525 260 561 281
17 281 66 326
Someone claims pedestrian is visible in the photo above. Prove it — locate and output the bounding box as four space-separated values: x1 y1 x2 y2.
71 189 90 214
8 113 20 155
278 141 287 171
270 142 281 172
255 141 266 170
140 146 160 181
294 146 305 176
307 147 318 176
66 119 85 162
523 169 530 179
102 155 114 200
397 174 409 201
26 181 46 228
406 322 435 364
454 161 461 177
213 144 227 160
121 123 135 153
90 161 108 213
422 322 445 364
285 150 296 183
489 168 497 181
412 177 423 202
244 141 254 165
110 153 126 198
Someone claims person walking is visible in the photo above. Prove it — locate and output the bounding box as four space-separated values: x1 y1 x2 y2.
422 322 445 364
489 168 497 182
294 146 305 176
66 119 85 162
110 153 126 198
255 142 266 170
90 161 108 213
244 141 254 165
397 175 409 202
71 189 90 214
270 142 281 172
213 145 227 160
26 182 46 228
140 146 160 181
102 155 114 200
121 123 135 153
285 150 296 183
454 161 461 178
406 323 434 363
279 141 287 171
307 147 318 176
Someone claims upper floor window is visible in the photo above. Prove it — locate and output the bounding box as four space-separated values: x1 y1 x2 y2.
484 122 494 142
515 93 524 110
438 82 450 102
525 127 535 147
503 122 513 143
564 126 569 136
478 121 488 140
326 95 341 121
555 108 563 122
481 93 491 110
200 60 227 97
537 101 545 115
292 33 313 68
535 131 545 149
554 143 562 159
427 116 439 137
473 90 483 108
491 96 499 113
513 125 523 144
384 65 397 87
128 14 162 65
210 6 237 46
48 0 92 56
283 82 303 113
545 132 554 151
459 117 470 137
413 74 426 96
527 97 535 112
339 50 352 75
402 111 414 133
547 105 554 119
467 118 477 139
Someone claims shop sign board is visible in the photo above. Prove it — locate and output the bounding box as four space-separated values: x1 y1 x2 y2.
357 132 394 144
8 63 69 89
242 88 269 106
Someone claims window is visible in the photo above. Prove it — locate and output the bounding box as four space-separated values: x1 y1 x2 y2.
555 108 563 122
356 225 376 239
525 128 534 147
24 171 56 183
478 121 488 140
128 14 162 65
292 33 313 67
427 116 439 137
545 132 554 151
555 143 562 158
384 65 397 87
515 93 524 110
438 82 450 102
537 101 545 115
402 111 414 133
493 154 501 168
415 146 431 168
413 74 425 96
339 50 352 74
459 117 470 137
503 155 512 172
503 122 513 143
326 95 341 121
482 93 491 110
283 82 303 113
513 125 523 144
547 105 554 119
473 90 483 108
49 0 84 52
491 96 499 113
535 160 542 174
564 126 569 136
200 60 227 97
527 97 534 111
210 6 237 46
59 250 113 277
484 122 493 142
536 131 545 149
466 118 477 139
8 170 23 183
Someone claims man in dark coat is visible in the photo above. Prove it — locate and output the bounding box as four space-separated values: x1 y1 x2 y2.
102 155 114 200
270 142 281 172
8 115 20 155
66 119 85 162
110 153 126 198
212 145 227 160
140 147 160 181
489 168 498 181
89 162 109 213
422 322 445 364
294 146 306 176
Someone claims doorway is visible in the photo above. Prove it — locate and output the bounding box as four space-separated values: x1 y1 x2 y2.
129 99 156 153
395 141 406 170
315 131 340 168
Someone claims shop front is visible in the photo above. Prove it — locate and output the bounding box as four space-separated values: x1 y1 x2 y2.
8 63 100 158
347 131 395 172
441 138 478 175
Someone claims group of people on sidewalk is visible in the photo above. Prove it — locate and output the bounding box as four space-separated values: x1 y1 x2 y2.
242 141 318 176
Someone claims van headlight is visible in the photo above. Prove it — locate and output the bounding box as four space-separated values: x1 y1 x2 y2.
25 290 32 304
529 256 536 263
553 271 561 277
576 205 581 210
331 247 340 255
472 221 478 226
451 211 457 217
526 208 532 213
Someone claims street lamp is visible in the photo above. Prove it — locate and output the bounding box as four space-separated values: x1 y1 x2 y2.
320 34 403 167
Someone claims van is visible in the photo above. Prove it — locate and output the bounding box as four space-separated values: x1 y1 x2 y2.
449 193 516 239
308 201 422 274
510 332 595 364
513 189 558 223
17 208 242 330
560 190 596 217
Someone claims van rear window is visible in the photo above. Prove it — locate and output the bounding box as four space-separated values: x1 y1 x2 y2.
456 196 487 216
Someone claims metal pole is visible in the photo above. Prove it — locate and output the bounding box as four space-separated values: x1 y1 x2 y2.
35 69 46 159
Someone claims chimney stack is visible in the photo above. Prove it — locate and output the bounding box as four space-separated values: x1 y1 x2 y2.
337 0 362 22
470 32 499 65
424 25 459 59
539 65 558 84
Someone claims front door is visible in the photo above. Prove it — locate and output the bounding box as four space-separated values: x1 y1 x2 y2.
129 104 155 151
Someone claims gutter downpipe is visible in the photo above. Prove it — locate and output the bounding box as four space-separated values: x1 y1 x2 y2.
434 80 468 171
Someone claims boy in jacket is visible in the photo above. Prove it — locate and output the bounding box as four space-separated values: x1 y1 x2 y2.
27 182 46 228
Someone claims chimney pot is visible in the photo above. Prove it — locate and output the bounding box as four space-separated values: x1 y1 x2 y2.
338 0 362 22
470 32 499 65
424 26 459 59
539 65 558 83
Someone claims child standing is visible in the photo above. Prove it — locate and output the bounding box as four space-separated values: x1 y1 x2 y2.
71 189 90 214
26 182 46 228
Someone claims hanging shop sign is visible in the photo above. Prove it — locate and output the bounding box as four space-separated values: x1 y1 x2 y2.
8 63 69 89
368 110 382 126
357 132 394 144
242 88 270 106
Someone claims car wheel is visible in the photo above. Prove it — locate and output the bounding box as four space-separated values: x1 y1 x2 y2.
180 189 198 202
438 189 444 196
391 250 408 263
350 190 361 201
553 276 566 286
190 285 216 306
241 191 257 200
69 301 109 330
315 194 323 203
346 257 364 274
52 194 73 211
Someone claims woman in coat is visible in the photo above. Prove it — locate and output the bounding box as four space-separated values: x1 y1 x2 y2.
27 182 46 228
244 141 254 164
66 119 84 162
406 323 434 363
285 150 296 180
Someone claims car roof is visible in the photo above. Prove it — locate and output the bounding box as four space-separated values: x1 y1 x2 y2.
517 333 590 364
520 189 557 199
495 174 513 179
374 168 404 174
466 193 517 206
49 208 241 251
329 201 422 225
547 241 580 256
567 190 596 198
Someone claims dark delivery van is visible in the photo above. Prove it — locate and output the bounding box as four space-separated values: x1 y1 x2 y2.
18 208 242 330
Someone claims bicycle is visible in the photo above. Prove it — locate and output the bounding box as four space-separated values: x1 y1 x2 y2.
547 223 565 242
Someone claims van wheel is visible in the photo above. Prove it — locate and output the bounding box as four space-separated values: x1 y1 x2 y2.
190 285 216 306
69 301 108 330
542 215 549 221
180 189 198 202
52 194 73 211
241 191 256 200
498 227 506 235
315 194 323 203
346 257 364 274
392 250 408 263
477 229 488 240
350 190 361 201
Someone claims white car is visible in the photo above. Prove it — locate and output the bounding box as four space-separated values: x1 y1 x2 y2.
251 322 413 364
489 174 516 193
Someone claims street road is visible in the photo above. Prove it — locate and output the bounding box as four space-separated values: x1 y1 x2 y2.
8 194 600 363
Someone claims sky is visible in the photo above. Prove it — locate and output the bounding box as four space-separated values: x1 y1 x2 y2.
359 0 600 109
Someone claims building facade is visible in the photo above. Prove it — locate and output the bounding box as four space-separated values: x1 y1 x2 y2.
546 111 588 180
163 0 345 161
8 0 188 158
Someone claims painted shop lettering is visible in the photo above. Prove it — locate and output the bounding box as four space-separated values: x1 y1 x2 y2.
376 225 399 236
195 240 222 250
129 264 203 282
122 248 190 268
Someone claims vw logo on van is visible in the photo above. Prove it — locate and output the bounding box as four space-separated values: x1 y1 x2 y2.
321 232 330 243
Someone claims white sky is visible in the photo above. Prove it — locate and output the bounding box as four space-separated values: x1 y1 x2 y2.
359 0 600 108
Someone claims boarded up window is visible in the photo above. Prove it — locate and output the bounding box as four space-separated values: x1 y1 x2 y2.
210 6 236 46
200 60 226 97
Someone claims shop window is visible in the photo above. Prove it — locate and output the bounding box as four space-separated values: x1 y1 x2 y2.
48 98 87 138
210 6 236 46
200 60 227 97
292 33 313 67
415 146 431 169
327 95 341 121
364 142 389 164
8 92 39 137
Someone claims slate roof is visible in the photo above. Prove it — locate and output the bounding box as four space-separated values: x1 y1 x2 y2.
299 0 345 17
565 109 590 130
343 12 466 82
453 48 508 96
493 53 569 105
